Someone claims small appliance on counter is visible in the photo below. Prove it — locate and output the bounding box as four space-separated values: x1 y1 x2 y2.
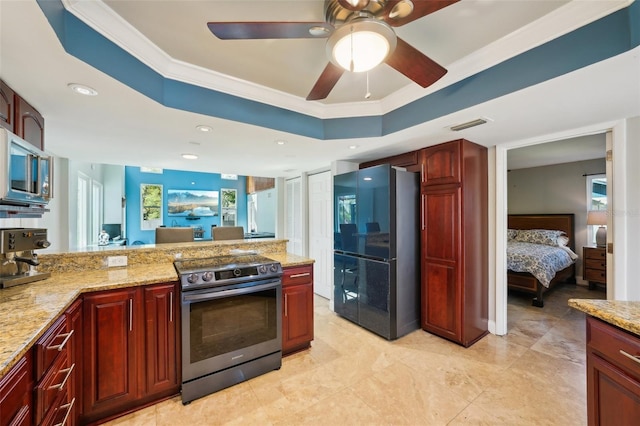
0 228 51 289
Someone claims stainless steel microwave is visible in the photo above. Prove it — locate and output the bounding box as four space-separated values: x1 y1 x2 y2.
0 128 53 206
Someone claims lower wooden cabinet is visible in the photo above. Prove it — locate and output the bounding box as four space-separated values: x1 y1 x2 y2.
587 317 640 425
81 282 179 424
0 352 32 426
282 265 314 355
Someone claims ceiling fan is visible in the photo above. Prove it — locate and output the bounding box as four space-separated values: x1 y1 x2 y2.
207 0 459 101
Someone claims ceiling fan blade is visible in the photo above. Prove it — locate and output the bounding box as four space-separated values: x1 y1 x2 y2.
306 62 345 101
385 37 447 88
382 0 460 27
207 22 333 40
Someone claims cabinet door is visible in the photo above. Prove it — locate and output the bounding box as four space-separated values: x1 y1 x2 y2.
588 354 640 426
421 187 462 342
420 141 461 186
143 282 179 397
282 266 314 355
0 353 32 426
282 283 314 354
14 95 44 150
0 80 15 132
82 288 140 421
65 299 83 426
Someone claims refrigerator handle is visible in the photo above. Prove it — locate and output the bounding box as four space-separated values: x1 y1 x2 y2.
421 194 425 231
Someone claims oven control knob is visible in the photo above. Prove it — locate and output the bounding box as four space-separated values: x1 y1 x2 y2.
233 268 242 277
202 271 213 282
186 273 199 284
258 265 268 274
270 264 279 273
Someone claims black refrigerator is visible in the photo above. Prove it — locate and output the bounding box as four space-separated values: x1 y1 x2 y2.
333 164 419 340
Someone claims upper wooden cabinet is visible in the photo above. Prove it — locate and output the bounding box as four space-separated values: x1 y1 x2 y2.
0 79 45 150
419 141 461 186
0 80 15 133
360 150 420 173
15 96 45 150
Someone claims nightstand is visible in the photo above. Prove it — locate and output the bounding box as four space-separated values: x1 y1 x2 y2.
583 246 606 290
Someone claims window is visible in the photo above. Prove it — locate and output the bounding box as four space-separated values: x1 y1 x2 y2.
587 174 607 245
141 184 163 230
337 194 356 226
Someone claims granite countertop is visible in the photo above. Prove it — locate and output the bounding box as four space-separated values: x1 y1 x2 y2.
0 249 313 378
568 299 640 336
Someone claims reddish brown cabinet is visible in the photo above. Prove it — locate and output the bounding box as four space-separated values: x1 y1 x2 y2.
82 287 141 423
420 139 488 347
81 282 179 424
143 282 179 397
0 79 45 149
587 317 640 425
0 80 15 133
0 353 32 426
65 299 83 425
282 265 314 355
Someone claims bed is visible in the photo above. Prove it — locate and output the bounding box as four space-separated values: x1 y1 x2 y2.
507 214 577 307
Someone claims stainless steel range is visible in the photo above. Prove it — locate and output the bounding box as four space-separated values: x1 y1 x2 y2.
174 254 283 404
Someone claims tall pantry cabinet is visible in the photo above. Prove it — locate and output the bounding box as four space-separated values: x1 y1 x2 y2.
420 140 488 347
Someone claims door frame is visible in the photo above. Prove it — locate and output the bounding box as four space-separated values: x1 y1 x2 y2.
493 119 623 335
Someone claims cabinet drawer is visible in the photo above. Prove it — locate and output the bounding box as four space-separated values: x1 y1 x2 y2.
35 351 74 425
584 248 606 260
587 317 640 379
34 315 71 381
585 258 606 271
584 268 606 283
283 265 313 286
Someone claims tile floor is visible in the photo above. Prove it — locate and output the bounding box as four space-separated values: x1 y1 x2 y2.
107 284 604 425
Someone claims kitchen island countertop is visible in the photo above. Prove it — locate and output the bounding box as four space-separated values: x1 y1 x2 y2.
0 247 313 378
568 299 640 336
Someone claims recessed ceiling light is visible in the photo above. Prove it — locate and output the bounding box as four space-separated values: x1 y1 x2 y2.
68 83 98 96
196 125 212 132
349 145 359 150
275 140 286 145
182 153 198 160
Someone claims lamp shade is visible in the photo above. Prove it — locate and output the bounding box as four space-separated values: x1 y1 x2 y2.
587 210 607 226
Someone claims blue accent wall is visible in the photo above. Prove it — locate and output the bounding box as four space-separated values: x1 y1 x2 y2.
36 0 640 141
124 167 247 244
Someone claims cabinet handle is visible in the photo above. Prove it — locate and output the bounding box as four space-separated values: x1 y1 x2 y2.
129 298 133 331
619 350 640 365
47 330 74 352
289 272 310 278
49 363 75 391
284 294 288 317
421 194 425 231
421 163 425 182
170 291 173 322
54 397 75 426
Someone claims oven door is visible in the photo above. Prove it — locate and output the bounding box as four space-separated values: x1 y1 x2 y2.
181 278 282 382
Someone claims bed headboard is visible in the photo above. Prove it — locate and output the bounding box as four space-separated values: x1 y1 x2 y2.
507 214 575 250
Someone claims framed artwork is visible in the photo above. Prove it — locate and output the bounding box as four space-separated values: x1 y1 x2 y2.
168 189 219 217
141 183 163 230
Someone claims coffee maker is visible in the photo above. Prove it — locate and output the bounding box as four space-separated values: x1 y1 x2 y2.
0 228 51 289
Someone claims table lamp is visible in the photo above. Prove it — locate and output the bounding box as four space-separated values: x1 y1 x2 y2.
587 210 607 247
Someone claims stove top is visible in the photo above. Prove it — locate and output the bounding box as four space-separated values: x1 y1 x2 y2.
174 254 282 290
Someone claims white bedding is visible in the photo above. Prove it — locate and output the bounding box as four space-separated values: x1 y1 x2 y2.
507 241 576 287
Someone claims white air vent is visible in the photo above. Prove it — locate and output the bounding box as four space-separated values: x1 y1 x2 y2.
449 118 490 132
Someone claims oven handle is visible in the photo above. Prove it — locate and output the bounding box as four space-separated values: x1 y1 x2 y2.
182 280 281 302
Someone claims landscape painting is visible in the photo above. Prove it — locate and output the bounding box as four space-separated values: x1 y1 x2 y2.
167 189 219 217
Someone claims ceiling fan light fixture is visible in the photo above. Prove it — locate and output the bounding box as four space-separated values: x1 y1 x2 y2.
338 0 370 11
327 19 396 73
309 26 331 37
